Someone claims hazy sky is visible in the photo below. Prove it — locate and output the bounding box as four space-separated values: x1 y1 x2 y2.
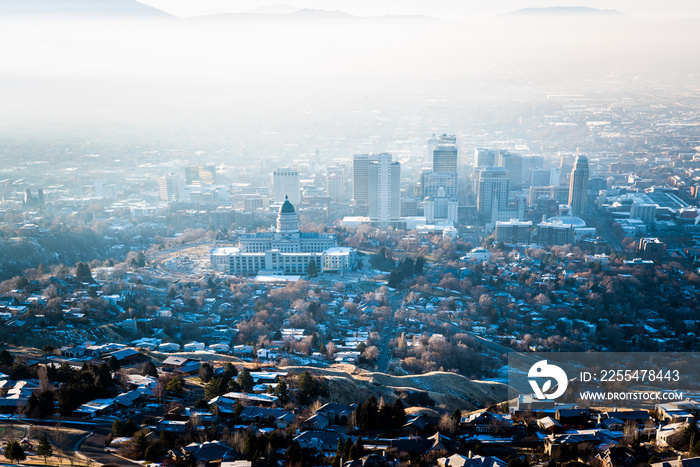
137 0 700 21
1 0 699 156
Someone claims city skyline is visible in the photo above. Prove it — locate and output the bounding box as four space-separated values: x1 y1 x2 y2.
0 1 699 466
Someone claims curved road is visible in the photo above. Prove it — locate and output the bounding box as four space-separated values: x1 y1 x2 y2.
78 427 142 467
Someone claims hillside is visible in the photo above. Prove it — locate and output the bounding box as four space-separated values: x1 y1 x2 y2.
283 365 508 412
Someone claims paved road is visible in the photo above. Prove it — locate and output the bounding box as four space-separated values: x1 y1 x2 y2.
585 207 624 254
78 427 142 467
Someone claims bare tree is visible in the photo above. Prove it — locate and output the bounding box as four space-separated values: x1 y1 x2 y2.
37 366 51 392
622 420 639 446
438 414 457 435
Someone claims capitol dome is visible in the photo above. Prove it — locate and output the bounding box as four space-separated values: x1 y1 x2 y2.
277 196 299 234
279 196 296 214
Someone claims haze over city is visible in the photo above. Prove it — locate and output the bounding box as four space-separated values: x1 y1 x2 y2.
0 1 700 467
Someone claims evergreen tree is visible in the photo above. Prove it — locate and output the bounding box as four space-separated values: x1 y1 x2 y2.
4 441 26 463
222 362 238 379
205 377 229 399
198 362 214 383
343 437 353 461
415 256 425 274
166 377 185 395
354 436 365 458
307 260 318 277
131 431 148 459
392 398 406 429
144 445 161 462
37 436 53 464
112 419 123 436
286 441 303 465
451 409 462 425
388 270 403 288
365 397 378 430
131 252 146 268
237 369 254 392
378 402 393 430
274 380 290 404
402 257 414 277
26 394 39 417
0 350 14 367
75 262 93 282
123 419 138 437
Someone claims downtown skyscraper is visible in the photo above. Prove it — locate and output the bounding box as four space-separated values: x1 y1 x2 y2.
273 168 300 205
568 155 589 217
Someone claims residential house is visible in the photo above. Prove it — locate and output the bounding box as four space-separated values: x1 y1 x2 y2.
162 356 201 375
75 399 115 418
315 402 356 425
656 422 688 447
293 431 345 453
181 441 240 467
60 345 87 358
103 348 141 364
437 452 507 467
184 342 206 352
595 446 638 467
233 345 254 358
159 342 181 353
544 433 604 456
651 457 700 467
462 412 512 434
301 413 330 430
209 343 230 353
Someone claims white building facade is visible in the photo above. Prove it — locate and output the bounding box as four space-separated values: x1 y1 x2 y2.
211 198 356 276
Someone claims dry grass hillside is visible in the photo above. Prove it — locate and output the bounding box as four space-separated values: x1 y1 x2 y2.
282 364 509 412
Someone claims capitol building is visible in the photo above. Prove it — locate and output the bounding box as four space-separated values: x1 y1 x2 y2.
211 197 356 276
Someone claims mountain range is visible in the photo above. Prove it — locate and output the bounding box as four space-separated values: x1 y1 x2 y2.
0 0 172 17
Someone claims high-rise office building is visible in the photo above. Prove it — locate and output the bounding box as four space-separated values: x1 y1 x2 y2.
568 155 589 217
326 174 343 200
159 174 181 201
630 202 657 225
477 167 510 215
424 186 458 225
426 134 440 164
474 149 496 170
529 185 569 205
422 134 458 201
530 168 560 187
273 168 300 205
185 165 216 185
353 154 372 215
421 170 458 199
95 182 117 199
368 153 401 227
432 134 458 173
496 219 532 244
497 152 524 189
